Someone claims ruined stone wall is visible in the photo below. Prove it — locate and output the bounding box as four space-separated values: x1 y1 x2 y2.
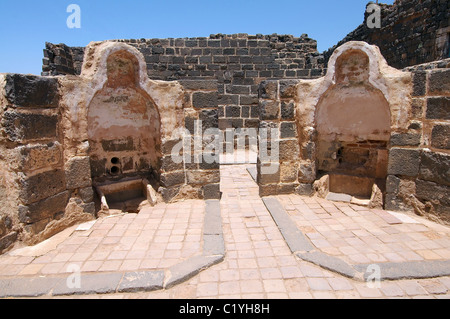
257 42 450 224
386 59 450 223
0 41 224 252
324 0 450 69
42 34 325 135
0 74 95 253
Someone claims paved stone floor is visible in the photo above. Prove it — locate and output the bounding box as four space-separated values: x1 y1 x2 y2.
1 163 450 299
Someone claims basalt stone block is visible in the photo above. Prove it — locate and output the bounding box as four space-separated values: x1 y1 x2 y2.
279 80 298 99
296 183 314 196
19 170 66 205
390 133 421 146
18 191 70 224
298 162 316 183
159 185 182 202
386 175 401 194
431 124 450 150
428 69 450 95
199 160 220 170
218 94 239 105
258 162 280 184
259 81 278 100
416 179 450 207
0 232 18 254
192 92 218 108
412 71 427 97
79 187 94 203
90 158 106 178
4 74 59 108
162 139 183 155
388 148 421 177
65 156 92 190
419 150 450 187
245 119 260 129
240 95 259 105
160 155 184 172
280 122 297 138
259 184 279 197
1 111 58 142
179 80 218 91
250 105 260 118
160 171 186 188
260 100 280 120
203 183 221 200
278 183 298 194
281 101 295 120
385 193 406 211
225 106 240 118
184 115 196 134
186 170 220 185
200 109 219 130
426 97 450 120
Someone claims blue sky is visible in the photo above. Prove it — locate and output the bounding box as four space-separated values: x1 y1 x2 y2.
0 0 394 75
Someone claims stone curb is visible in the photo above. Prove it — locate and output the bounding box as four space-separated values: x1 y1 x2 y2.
262 196 450 282
246 166 257 182
0 200 225 298
262 197 314 253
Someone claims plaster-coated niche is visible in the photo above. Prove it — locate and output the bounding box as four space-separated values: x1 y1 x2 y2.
87 50 162 210
315 49 390 198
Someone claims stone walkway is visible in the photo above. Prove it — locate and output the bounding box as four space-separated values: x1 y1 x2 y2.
1 164 450 299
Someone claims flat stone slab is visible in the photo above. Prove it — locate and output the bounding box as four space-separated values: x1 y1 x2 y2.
386 211 420 224
52 272 123 296
204 200 223 235
203 234 225 256
0 277 62 298
262 197 314 253
298 251 357 279
164 255 224 289
117 271 164 293
355 260 450 281
75 220 97 231
246 166 257 182
371 209 403 225
326 192 352 203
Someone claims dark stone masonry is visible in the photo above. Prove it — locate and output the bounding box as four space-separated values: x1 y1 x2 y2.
42 34 326 132
324 0 450 69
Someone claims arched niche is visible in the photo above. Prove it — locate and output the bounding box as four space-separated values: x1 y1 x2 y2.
315 49 391 198
87 50 162 183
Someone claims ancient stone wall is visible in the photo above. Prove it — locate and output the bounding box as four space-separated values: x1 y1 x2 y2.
386 59 450 223
0 41 222 252
42 34 325 135
0 73 95 253
324 0 450 69
257 42 450 224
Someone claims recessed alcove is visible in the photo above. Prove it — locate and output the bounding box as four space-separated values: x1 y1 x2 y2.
315 49 391 199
